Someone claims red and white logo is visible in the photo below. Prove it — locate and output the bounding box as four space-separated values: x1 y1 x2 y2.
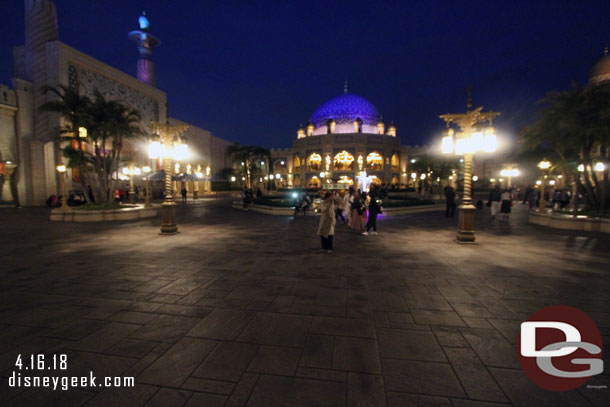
517 305 604 391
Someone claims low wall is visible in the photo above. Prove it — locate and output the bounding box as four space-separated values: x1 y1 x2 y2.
232 201 444 216
528 210 610 233
50 205 158 222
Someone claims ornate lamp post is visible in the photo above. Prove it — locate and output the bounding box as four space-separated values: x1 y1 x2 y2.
55 163 70 211
148 121 189 235
537 160 551 212
122 165 142 203
440 99 500 243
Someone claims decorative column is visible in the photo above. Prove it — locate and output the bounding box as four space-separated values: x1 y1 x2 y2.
457 154 476 243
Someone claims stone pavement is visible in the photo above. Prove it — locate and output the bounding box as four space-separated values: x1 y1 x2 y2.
0 199 608 406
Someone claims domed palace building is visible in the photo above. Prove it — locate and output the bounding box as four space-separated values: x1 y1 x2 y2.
270 84 419 189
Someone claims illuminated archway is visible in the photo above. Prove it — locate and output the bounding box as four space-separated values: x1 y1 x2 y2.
391 153 399 171
333 151 354 171
366 152 383 171
293 155 301 171
293 176 301 186
307 153 322 171
371 175 382 186
308 175 322 188
337 175 354 186
391 175 398 185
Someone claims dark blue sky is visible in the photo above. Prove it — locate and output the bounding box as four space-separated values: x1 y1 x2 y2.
2 1 609 148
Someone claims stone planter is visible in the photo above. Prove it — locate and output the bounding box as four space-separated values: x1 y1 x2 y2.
528 210 610 234
50 205 158 222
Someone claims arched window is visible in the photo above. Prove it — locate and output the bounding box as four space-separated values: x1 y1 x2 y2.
338 175 354 186
293 155 301 171
366 152 383 171
307 153 322 171
308 176 322 188
293 175 301 186
371 176 382 186
391 153 399 171
333 151 354 171
391 175 399 185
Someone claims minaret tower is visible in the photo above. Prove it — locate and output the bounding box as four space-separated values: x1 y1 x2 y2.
128 12 160 87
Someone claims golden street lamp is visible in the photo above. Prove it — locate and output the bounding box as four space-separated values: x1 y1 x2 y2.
440 99 500 243
537 159 551 212
143 165 152 208
122 164 140 204
55 163 69 211
148 121 189 235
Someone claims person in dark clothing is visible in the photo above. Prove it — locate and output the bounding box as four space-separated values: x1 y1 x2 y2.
364 194 382 235
522 185 531 205
181 186 187 204
87 185 95 203
488 185 502 218
334 191 347 224
256 187 263 198
444 186 456 217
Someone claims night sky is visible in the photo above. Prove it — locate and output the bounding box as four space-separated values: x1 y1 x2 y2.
2 1 609 148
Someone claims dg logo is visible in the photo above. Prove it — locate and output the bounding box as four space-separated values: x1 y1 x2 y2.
517 305 604 391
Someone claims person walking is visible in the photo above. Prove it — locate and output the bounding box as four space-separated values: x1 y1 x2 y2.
527 188 537 210
364 193 381 235
346 188 355 227
349 192 366 232
181 185 187 204
444 185 456 218
500 189 512 220
334 191 347 224
317 192 336 253
488 185 502 219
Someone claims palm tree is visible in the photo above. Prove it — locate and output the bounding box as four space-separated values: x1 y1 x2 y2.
41 86 143 202
226 143 271 188
40 85 93 199
520 84 610 211
87 91 142 201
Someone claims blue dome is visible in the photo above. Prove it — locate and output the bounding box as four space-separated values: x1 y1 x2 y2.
311 93 381 127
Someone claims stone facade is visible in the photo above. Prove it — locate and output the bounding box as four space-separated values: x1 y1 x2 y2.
0 1 232 206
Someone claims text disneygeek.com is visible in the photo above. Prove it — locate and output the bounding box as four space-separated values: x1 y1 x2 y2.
8 354 135 391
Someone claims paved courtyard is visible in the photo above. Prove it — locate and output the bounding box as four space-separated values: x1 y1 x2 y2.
0 199 608 406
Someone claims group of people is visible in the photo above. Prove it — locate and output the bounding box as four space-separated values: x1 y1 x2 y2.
487 185 513 220
241 187 264 208
317 187 383 253
444 184 515 221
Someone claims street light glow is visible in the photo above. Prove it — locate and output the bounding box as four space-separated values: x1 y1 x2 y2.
148 140 162 159
173 143 189 160
500 169 520 177
594 162 605 172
